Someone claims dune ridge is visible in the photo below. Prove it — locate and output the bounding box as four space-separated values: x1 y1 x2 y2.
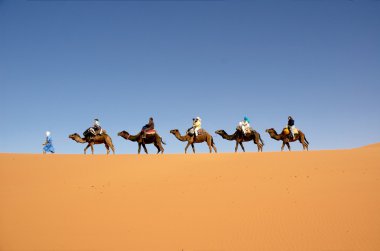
0 146 379 251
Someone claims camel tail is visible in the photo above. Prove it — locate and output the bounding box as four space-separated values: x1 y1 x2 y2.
161 137 166 145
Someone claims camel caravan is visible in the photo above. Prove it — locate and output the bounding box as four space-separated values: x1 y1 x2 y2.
65 116 309 155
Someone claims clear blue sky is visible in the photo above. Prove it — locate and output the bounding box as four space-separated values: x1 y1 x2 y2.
1 0 379 154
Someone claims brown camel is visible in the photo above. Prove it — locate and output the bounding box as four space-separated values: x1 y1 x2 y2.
68 133 115 154
265 128 309 151
117 131 165 154
170 129 217 154
215 129 264 152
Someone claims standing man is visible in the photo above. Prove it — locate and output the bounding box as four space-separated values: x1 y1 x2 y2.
42 131 55 154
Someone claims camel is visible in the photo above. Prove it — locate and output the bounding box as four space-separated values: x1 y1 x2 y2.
215 129 264 152
265 128 309 151
68 133 115 154
170 129 217 154
117 131 166 154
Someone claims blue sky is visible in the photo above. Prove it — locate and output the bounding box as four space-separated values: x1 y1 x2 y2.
1 0 379 154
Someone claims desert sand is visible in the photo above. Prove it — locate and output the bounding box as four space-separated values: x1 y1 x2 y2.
1 145 379 251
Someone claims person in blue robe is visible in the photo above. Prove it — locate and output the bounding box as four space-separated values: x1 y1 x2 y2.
43 131 55 154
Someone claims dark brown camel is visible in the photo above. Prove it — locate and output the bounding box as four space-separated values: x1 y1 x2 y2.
117 131 165 154
68 133 115 154
215 129 264 152
170 129 217 154
265 128 309 151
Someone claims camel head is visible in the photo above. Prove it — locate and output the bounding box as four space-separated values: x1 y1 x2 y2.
215 130 226 136
266 128 278 135
68 133 87 143
118 131 131 140
117 130 129 137
69 133 80 140
170 129 179 135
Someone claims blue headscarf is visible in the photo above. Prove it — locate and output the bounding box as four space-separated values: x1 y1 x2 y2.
244 116 250 123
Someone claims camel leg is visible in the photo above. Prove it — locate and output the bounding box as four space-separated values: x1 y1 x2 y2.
257 142 263 152
191 143 195 153
254 141 260 152
105 144 110 155
207 138 213 153
184 142 191 154
142 144 148 154
281 142 285 151
239 142 245 152
156 142 164 154
155 136 164 154
154 143 160 154
303 142 308 151
138 143 142 154
160 143 164 154
286 142 291 151
90 143 94 155
105 138 115 154
192 144 195 153
208 143 212 153
299 136 308 151
299 138 305 151
84 144 91 154
253 138 261 152
235 141 239 152
212 144 217 153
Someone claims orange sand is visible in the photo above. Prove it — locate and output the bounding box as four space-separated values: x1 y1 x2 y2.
1 145 380 251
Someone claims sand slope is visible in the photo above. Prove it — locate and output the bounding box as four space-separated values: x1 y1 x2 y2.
1 147 380 251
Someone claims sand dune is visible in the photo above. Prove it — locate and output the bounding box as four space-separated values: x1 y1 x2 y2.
359 142 380 149
1 146 379 251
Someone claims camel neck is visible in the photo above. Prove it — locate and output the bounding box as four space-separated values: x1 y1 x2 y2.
75 136 87 143
270 131 282 140
221 131 235 140
175 132 188 141
128 134 139 141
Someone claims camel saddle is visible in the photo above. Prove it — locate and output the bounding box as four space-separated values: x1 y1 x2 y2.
145 129 156 135
283 127 299 135
83 127 105 138
187 128 204 136
83 128 94 138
